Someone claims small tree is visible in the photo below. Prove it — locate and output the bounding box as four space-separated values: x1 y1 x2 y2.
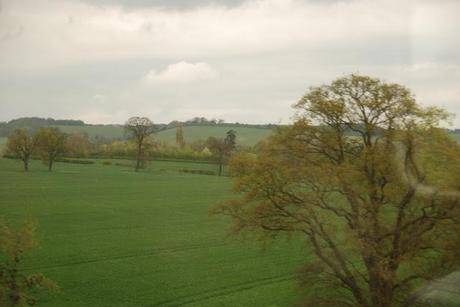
124 117 156 171
175 124 185 149
224 129 236 150
6 129 38 172
206 130 237 176
0 219 58 306
36 128 67 171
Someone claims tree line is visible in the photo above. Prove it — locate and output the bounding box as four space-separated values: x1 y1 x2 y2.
4 119 239 175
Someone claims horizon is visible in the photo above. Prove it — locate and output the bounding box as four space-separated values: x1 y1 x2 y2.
2 116 460 131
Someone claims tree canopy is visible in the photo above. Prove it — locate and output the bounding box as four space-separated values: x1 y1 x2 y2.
212 75 460 306
36 127 67 171
6 129 38 172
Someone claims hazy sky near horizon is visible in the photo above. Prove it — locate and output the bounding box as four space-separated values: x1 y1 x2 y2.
0 0 459 125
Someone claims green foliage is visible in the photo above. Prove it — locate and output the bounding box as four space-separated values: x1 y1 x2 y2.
6 129 38 171
0 219 58 306
35 128 67 171
152 141 213 162
65 133 92 158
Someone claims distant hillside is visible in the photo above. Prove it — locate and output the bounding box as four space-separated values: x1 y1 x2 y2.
56 125 272 146
0 117 84 137
1 117 273 146
3 117 459 146
156 126 272 146
54 125 124 140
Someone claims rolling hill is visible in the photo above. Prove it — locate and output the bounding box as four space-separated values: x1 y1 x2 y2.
54 125 272 146
156 125 272 146
53 125 125 140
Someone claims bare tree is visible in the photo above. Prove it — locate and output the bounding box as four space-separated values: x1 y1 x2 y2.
124 117 156 171
206 130 237 176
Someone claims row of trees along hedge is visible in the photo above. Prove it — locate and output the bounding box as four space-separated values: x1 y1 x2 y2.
4 123 241 172
6 127 67 172
122 116 238 173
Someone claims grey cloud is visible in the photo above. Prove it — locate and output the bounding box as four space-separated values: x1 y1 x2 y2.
78 0 247 10
0 0 459 126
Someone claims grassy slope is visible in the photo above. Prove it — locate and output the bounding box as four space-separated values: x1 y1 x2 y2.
54 125 272 146
0 158 305 306
54 125 125 140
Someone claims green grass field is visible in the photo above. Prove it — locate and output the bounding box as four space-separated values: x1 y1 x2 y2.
54 125 271 146
0 158 305 306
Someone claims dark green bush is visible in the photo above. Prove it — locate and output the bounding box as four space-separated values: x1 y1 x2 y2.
114 162 133 167
54 158 95 164
178 169 216 176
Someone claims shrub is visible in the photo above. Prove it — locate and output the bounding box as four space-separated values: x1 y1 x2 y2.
114 162 133 167
178 169 216 176
54 158 95 164
102 161 112 165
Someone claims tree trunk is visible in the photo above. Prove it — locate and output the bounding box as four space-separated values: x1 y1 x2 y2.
367 261 395 307
23 158 29 172
218 153 223 176
48 155 53 172
135 142 142 172
369 282 394 307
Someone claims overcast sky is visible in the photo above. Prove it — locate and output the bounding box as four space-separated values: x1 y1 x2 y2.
0 0 459 125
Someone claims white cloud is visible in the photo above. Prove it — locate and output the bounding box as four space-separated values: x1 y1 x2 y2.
0 0 459 126
142 61 217 85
